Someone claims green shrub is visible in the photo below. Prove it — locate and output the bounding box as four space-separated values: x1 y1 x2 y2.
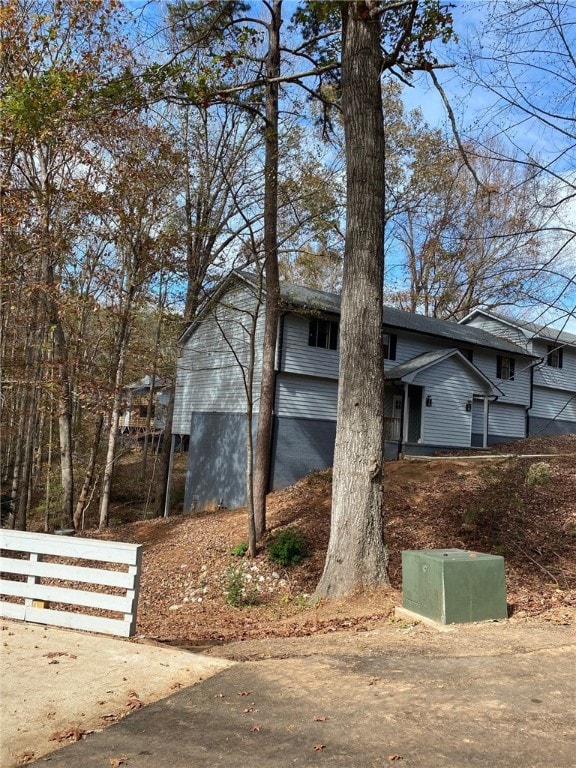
463 506 481 527
223 564 258 607
267 527 308 566
526 461 552 487
229 541 248 557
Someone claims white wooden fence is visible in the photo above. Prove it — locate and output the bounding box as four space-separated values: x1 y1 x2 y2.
0 529 142 637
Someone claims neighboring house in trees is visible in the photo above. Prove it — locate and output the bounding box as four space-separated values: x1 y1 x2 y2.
119 376 172 434
172 270 563 513
460 310 576 438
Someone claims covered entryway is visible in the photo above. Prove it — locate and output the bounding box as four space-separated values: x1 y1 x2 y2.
385 349 501 455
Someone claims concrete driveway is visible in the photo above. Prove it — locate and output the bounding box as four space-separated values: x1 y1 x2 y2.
2 618 575 768
0 621 232 767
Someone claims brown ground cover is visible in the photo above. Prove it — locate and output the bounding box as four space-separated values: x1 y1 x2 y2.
82 434 576 648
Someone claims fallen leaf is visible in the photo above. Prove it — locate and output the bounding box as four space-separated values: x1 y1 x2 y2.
50 726 86 743
126 698 143 710
237 691 251 696
387 755 403 761
15 751 35 765
170 681 183 689
313 743 326 751
314 716 329 722
251 724 262 732
43 651 77 659
109 756 128 767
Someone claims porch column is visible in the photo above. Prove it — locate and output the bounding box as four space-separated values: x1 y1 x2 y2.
402 382 409 443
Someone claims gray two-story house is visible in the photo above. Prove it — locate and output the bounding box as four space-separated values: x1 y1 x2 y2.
173 271 569 513
461 309 576 437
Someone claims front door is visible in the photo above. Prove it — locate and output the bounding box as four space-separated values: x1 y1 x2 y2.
407 385 423 443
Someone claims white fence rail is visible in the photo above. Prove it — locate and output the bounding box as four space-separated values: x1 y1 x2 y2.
0 529 142 637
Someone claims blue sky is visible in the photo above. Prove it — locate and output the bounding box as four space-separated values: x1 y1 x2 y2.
121 0 576 331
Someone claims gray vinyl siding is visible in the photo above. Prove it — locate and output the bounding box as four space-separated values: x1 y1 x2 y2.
391 330 532 405
388 329 442 366
184 412 255 512
530 385 576 425
184 411 337 510
532 340 576 393
463 316 528 349
270 416 336 490
280 312 339 379
275 373 338 420
413 357 477 446
467 348 532 406
173 285 264 434
529 414 576 436
487 401 526 441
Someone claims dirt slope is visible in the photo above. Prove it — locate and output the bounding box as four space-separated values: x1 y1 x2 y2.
90 436 576 647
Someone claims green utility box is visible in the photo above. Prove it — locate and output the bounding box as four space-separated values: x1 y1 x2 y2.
402 548 507 624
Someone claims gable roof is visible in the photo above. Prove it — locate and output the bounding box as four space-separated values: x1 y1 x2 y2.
380 305 532 357
461 309 576 348
241 270 342 315
385 349 502 395
271 275 532 357
182 270 535 358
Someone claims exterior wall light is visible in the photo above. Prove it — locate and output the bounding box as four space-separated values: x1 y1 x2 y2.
466 400 472 412
426 395 433 407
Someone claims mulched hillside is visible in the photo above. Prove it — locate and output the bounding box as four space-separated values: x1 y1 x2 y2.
91 435 576 645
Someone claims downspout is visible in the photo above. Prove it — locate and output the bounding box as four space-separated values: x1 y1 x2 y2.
526 362 536 437
276 312 286 373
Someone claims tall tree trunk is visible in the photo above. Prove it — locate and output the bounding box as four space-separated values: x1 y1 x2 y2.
142 276 166 479
98 307 132 530
43 404 54 531
41 223 74 530
153 384 174 517
252 0 281 541
244 297 259 557
73 413 104 529
51 319 74 529
10 296 44 530
315 2 389 598
15 387 39 530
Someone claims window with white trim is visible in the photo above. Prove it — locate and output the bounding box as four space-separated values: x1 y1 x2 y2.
496 355 515 381
383 332 397 361
546 345 563 369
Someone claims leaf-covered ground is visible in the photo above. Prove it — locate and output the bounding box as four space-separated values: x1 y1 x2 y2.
91 435 576 647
